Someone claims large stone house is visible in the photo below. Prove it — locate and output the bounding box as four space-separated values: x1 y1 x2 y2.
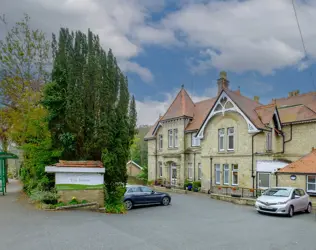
145 71 316 196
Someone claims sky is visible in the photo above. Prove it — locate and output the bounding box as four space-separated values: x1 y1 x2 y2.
1 0 316 125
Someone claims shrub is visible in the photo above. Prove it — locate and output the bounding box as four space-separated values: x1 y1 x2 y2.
193 181 201 189
30 189 60 204
147 180 154 186
104 184 126 214
184 179 193 188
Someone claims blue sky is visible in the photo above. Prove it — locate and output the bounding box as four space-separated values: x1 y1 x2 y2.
2 0 316 125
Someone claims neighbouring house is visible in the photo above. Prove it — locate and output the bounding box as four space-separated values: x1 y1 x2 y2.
277 148 316 201
145 71 316 194
126 160 143 177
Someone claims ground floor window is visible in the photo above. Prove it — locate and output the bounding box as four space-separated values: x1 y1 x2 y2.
215 164 221 184
223 164 229 185
232 164 238 185
158 162 163 177
198 163 202 180
307 175 316 193
188 163 193 180
258 172 270 189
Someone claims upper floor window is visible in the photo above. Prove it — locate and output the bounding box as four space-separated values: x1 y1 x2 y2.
173 129 178 147
168 129 173 148
218 129 225 151
227 127 234 151
158 134 163 150
266 132 272 151
192 133 201 147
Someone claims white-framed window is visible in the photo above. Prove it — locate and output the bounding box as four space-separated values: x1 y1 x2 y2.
158 134 163 150
174 129 178 147
158 162 163 177
215 164 221 184
223 164 229 185
168 129 173 148
198 163 202 180
188 163 193 180
232 164 238 185
192 133 201 147
307 175 316 193
258 172 270 189
266 132 272 151
227 127 234 151
218 128 225 151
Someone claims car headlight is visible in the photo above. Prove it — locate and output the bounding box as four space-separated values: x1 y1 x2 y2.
277 200 289 205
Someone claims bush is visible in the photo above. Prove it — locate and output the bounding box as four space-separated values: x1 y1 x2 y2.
193 181 201 189
30 189 60 204
184 179 193 189
104 184 126 214
147 180 154 186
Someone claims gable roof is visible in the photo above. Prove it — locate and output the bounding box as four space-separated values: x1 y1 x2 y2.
254 104 276 125
278 148 316 174
185 98 216 131
126 160 143 170
161 88 195 121
277 104 316 124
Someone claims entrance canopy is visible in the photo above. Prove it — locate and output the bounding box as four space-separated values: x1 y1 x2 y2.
0 152 19 195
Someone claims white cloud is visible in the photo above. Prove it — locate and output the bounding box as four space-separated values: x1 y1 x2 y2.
0 0 174 80
162 0 316 74
120 61 154 83
136 87 217 125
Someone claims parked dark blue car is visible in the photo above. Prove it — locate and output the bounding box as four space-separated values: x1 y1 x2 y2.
124 185 171 210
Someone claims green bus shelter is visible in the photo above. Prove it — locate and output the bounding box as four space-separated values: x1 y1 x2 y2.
0 152 18 195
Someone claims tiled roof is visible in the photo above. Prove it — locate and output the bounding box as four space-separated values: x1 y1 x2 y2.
278 149 316 174
161 88 195 121
225 89 266 129
277 104 316 124
255 104 276 125
55 160 104 168
185 98 216 131
273 92 316 109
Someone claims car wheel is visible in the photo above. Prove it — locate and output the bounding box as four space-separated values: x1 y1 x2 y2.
162 197 170 206
288 205 294 217
306 203 312 213
124 200 133 210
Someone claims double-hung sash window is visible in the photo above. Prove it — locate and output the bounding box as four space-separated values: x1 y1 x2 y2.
218 129 225 151
223 164 229 185
174 129 178 147
266 132 272 151
307 175 316 193
168 129 173 148
227 127 234 151
192 133 201 147
258 172 270 189
198 163 202 180
232 164 238 185
158 134 163 150
158 162 163 177
188 163 193 180
215 164 221 184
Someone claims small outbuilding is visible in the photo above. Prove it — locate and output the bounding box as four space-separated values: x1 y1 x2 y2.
126 160 143 177
277 148 316 201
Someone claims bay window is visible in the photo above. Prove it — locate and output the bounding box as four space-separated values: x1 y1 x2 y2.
188 163 193 180
198 163 202 180
158 162 163 177
215 164 221 184
158 134 163 150
174 129 178 147
232 164 238 185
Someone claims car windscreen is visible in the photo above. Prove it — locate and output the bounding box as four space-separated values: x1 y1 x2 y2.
263 188 291 197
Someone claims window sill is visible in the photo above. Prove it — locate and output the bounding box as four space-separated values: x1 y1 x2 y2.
227 149 234 152
168 147 178 150
218 151 226 154
223 183 229 186
191 145 201 148
231 184 238 186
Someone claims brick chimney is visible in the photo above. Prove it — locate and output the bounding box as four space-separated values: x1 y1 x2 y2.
254 96 260 103
288 90 300 97
217 71 229 95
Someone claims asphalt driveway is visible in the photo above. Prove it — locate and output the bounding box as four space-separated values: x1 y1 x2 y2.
1 181 316 250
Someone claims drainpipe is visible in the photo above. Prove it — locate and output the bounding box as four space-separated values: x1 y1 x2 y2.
155 138 158 181
193 152 196 181
275 124 292 154
284 124 293 144
252 132 261 192
276 172 278 187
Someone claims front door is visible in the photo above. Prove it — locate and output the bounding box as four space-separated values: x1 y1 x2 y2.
170 163 177 186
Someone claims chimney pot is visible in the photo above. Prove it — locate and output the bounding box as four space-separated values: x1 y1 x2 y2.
217 71 229 95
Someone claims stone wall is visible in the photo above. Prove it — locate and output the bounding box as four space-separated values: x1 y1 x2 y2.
58 189 104 207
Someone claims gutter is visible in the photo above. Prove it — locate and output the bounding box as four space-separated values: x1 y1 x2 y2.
252 132 261 192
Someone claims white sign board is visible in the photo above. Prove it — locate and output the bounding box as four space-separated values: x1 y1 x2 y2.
56 172 103 185
256 160 288 173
